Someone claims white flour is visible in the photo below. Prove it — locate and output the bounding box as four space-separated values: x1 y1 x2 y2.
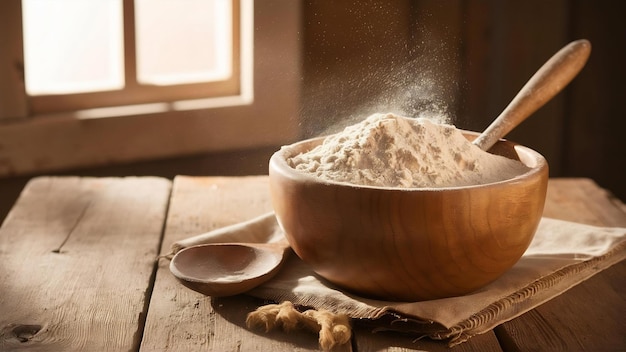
287 113 530 188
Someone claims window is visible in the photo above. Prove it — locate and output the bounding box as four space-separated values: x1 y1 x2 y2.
0 0 301 176
22 0 243 114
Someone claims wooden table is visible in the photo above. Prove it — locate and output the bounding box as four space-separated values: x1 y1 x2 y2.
1 176 624 351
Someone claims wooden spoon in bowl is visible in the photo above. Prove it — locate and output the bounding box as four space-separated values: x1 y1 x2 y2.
472 39 591 151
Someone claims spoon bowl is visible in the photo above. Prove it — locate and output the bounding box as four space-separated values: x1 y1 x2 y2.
170 237 290 297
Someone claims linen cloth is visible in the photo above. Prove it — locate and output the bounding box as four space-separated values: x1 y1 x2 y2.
174 212 626 346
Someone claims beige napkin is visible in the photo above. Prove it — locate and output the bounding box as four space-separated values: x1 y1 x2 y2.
181 213 626 346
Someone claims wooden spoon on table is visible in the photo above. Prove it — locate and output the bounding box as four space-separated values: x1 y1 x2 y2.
168 212 290 297
472 39 591 151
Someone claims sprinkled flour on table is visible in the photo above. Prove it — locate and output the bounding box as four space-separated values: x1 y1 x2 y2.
287 113 530 188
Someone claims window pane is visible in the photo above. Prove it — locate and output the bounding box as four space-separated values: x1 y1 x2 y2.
135 0 232 86
22 0 124 95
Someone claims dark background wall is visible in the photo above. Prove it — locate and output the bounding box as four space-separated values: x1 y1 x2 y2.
1 0 625 222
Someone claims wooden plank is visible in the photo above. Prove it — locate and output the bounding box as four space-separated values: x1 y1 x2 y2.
141 176 327 351
144 176 500 351
494 178 626 351
143 176 626 351
0 176 171 351
543 178 626 227
0 0 28 120
564 1 626 202
353 326 502 352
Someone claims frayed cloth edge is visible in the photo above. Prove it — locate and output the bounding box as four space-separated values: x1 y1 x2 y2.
249 238 626 347
438 238 626 346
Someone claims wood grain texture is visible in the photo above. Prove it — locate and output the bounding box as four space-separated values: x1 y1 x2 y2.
0 176 171 351
3 175 621 351
565 1 626 202
494 178 626 351
543 178 626 227
0 0 27 120
354 326 502 352
141 176 328 351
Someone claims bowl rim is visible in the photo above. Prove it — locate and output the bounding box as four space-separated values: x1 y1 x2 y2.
270 131 548 192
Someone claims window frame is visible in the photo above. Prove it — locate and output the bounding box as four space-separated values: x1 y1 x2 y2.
0 0 302 177
25 0 242 114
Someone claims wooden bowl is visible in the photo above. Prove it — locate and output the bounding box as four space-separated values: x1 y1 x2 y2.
269 132 549 301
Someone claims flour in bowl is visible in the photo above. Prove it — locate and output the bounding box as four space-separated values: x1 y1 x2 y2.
287 113 530 188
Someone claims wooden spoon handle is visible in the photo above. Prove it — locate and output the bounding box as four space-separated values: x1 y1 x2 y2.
473 39 591 151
